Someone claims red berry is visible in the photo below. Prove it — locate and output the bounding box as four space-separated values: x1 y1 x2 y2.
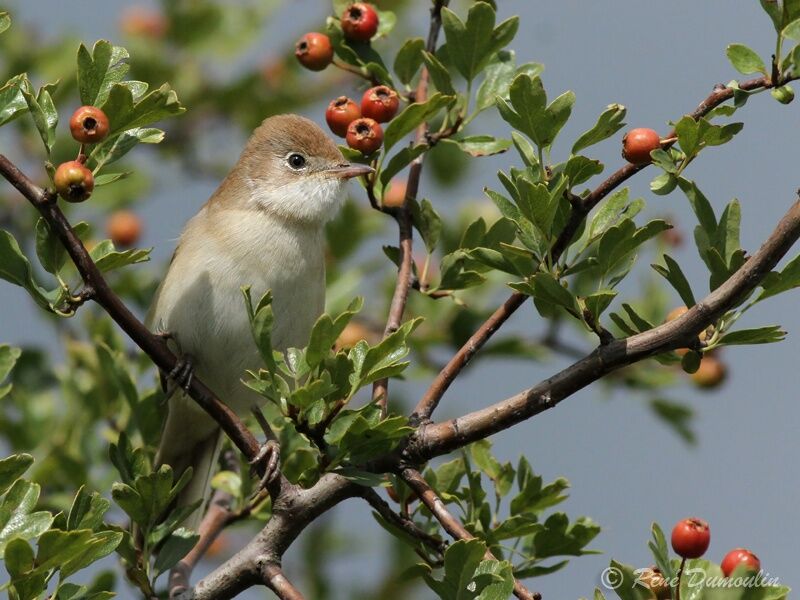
361 85 399 123
295 32 334 71
326 96 361 137
721 548 761 577
346 117 383 155
341 3 379 42
671 518 710 559
106 210 143 247
622 128 661 165
54 161 95 203
69 106 110 144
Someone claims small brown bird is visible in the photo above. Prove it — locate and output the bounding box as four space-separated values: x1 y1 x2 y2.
147 114 372 529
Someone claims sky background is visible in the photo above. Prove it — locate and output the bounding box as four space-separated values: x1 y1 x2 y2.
2 1 800 599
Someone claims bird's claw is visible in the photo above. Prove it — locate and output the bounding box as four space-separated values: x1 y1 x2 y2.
250 439 281 490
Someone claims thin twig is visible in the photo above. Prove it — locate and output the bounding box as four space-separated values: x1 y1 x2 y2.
169 450 239 597
401 468 536 600
262 563 306 600
372 0 448 415
410 73 798 423
358 486 447 556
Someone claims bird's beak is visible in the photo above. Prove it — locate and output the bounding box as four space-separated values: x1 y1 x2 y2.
326 163 375 179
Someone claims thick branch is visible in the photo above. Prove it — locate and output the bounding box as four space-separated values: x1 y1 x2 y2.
190 474 356 600
409 197 800 460
401 468 536 600
373 0 447 413
0 155 279 473
411 74 796 422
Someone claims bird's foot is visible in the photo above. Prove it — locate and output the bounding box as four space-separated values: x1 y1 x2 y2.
167 354 195 392
249 439 281 490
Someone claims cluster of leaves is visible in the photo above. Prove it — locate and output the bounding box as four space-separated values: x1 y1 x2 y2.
243 289 418 486
386 440 599 597
1 452 121 600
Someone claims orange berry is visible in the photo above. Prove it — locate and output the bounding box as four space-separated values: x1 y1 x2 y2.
106 211 143 247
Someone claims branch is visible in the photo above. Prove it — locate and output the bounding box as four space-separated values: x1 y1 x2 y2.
358 486 447 556
372 0 448 415
409 196 800 460
410 73 796 423
401 468 537 600
262 564 305 600
190 473 356 600
169 450 239 597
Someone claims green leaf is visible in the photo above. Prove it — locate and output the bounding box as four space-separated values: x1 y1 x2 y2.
0 480 54 554
571 103 626 154
335 415 413 465
0 12 9 35
379 144 428 190
60 531 123 578
35 219 90 276
441 135 512 157
410 199 443 253
77 41 131 107
440 3 519 82
383 93 454 152
583 290 617 321
67 486 111 531
719 326 785 345
715 199 741 265
725 43 767 75
90 241 151 272
153 528 199 575
20 79 58 155
394 38 425 86
422 539 490 600
527 513 600 559
0 229 55 311
0 75 29 126
101 83 185 136
497 74 574 149
650 399 696 445
586 188 643 243
783 17 800 41
531 273 580 315
0 344 21 400
757 253 800 302
476 50 516 111
563 155 603 187
90 127 164 172
421 51 456 96
650 172 678 196
0 453 33 496
306 297 364 368
651 255 696 307
243 287 277 373
678 179 717 238
648 522 676 581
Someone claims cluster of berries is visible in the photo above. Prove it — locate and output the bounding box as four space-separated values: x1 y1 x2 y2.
294 3 400 155
642 518 762 598
53 106 110 203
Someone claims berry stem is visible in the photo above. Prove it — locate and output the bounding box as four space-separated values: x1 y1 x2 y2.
76 145 87 164
332 58 380 86
675 557 686 600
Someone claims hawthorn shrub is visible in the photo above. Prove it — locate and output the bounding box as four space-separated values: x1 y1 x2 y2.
0 2 799 599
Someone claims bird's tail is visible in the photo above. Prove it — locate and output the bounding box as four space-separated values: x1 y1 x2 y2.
154 401 222 533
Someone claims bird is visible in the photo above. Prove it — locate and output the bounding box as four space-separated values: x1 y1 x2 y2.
146 114 372 530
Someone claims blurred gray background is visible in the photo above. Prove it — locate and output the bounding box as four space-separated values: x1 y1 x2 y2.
2 1 799 598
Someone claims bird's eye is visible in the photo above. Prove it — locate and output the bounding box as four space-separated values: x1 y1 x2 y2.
287 153 307 169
